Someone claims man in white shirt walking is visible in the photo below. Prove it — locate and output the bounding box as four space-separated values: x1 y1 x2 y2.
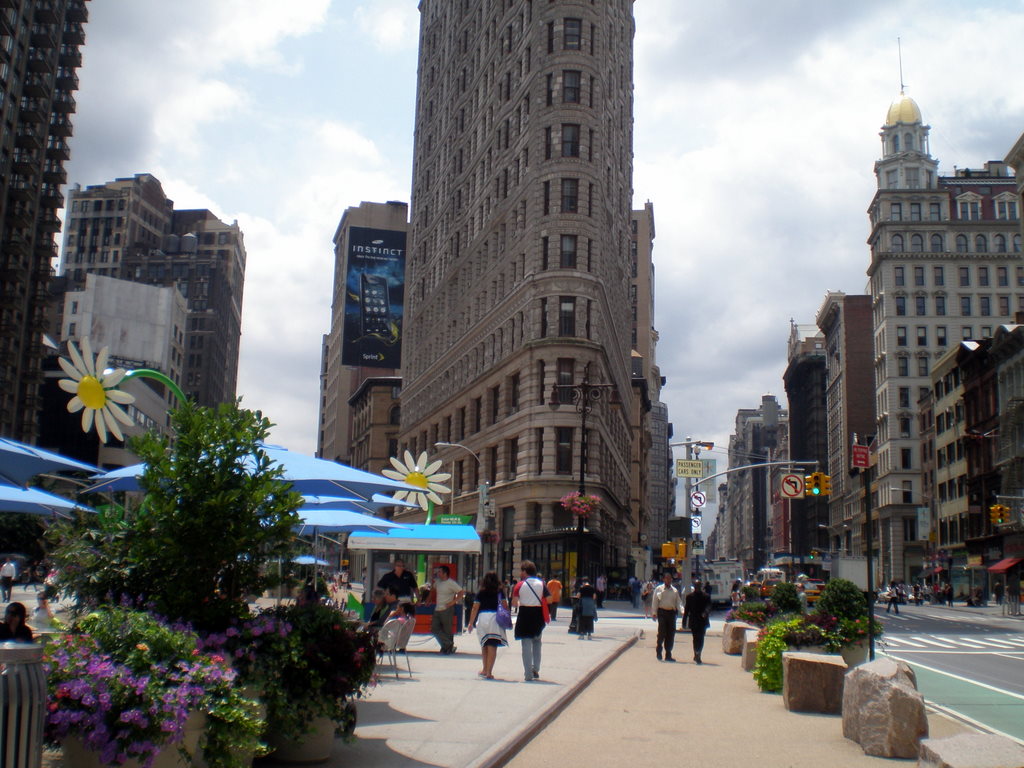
0 558 16 602
651 570 683 661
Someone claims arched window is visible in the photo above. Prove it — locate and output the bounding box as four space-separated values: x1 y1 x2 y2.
1014 234 1021 253
975 235 987 253
930 234 944 252
891 234 904 251
994 234 1007 253
904 132 914 151
389 406 401 425
910 234 923 252
955 234 968 253
892 135 900 153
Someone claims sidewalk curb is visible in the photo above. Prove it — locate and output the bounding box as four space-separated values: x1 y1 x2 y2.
469 632 640 768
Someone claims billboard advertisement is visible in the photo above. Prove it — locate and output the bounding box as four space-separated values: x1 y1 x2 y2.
341 226 406 368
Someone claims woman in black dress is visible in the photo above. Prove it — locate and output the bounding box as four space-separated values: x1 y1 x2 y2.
466 572 508 679
0 602 34 642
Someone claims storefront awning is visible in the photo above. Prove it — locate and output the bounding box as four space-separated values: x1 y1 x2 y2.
986 557 1023 573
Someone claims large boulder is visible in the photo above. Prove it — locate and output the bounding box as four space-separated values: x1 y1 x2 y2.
918 733 1024 768
741 629 759 672
782 652 847 714
722 621 757 654
843 658 927 758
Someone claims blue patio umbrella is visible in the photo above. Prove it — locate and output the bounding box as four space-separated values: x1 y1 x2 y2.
0 437 98 487
85 443 421 500
0 483 95 517
292 555 329 566
299 494 417 514
296 507 411 535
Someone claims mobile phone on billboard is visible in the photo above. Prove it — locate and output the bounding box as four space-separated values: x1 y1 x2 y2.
360 274 391 336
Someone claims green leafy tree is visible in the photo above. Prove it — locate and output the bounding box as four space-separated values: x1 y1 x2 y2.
51 401 302 630
770 581 802 614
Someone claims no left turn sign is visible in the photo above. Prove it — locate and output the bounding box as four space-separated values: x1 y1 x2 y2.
780 474 805 498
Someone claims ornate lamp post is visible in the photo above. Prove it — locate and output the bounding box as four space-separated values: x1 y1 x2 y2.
548 362 616 586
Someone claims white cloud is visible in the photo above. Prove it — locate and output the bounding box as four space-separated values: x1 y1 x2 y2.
353 0 419 51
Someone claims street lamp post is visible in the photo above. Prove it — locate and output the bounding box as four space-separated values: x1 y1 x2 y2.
434 441 485 581
549 362 616 587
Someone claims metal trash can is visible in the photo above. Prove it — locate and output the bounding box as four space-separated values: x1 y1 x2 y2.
1 643 47 768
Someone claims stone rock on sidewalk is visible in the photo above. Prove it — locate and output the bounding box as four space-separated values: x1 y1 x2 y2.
842 658 927 758
722 621 756 654
917 732 1024 768
782 651 847 714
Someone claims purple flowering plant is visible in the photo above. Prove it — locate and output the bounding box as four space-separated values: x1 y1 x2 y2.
44 607 264 768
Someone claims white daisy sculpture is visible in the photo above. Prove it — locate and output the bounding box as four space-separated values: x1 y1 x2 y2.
381 450 451 512
57 338 136 443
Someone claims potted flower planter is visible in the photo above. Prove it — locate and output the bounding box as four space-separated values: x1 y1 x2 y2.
62 711 206 768
840 640 869 667
265 716 336 764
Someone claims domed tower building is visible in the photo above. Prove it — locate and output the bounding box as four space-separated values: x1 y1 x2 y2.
866 92 1021 586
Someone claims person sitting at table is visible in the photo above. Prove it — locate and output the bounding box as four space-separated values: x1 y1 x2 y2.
366 588 397 629
0 602 34 642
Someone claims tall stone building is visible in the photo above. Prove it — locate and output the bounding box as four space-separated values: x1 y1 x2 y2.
58 174 246 408
317 201 408 465
816 291 875 557
783 322 828 573
400 1 638 582
0 0 88 441
867 92 1021 583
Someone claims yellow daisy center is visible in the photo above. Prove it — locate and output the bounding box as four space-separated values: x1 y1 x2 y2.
77 376 108 410
405 471 430 489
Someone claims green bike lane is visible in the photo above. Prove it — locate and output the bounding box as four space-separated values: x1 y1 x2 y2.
881 651 1024 744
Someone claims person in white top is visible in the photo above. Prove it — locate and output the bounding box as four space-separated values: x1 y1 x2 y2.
428 565 464 655
651 570 683 661
513 560 549 681
0 558 16 602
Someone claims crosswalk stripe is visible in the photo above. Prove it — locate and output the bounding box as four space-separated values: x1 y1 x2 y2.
910 635 957 648
966 637 1018 648
884 636 927 647
998 638 1024 647
951 637 987 648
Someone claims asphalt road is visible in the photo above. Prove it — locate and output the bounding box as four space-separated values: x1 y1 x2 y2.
873 603 1024 742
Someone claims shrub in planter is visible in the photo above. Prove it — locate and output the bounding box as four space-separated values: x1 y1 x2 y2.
726 601 777 626
44 607 264 768
753 618 797 692
815 578 867 621
770 582 802 614
741 584 761 601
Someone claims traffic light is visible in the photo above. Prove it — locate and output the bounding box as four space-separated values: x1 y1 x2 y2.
990 504 1009 525
661 542 676 559
677 540 688 559
805 473 822 496
821 474 832 496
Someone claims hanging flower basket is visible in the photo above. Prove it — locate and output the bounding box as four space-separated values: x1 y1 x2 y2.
560 492 601 518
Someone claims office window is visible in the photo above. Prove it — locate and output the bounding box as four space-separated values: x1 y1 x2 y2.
535 427 544 472
473 397 481 433
540 297 548 337
560 178 578 212
561 123 580 157
959 200 981 220
976 235 988 253
915 296 926 316
903 516 918 541
999 296 1010 316
894 266 905 286
891 202 902 221
563 70 581 103
979 266 990 286
910 203 921 221
555 427 574 474
995 235 1008 254
558 296 576 336
960 296 971 316
956 234 968 253
933 265 944 285
536 360 546 405
936 326 947 346
507 437 518 479
490 385 500 424
935 296 946 316
929 202 941 221
899 417 912 437
543 181 550 214
892 234 904 251
541 236 549 269
901 448 912 469
556 357 574 403
560 234 577 268
962 326 974 340
959 266 970 286
899 387 910 408
997 266 1008 286
980 296 991 316
917 357 929 376
896 326 907 346
916 327 927 346
509 374 520 414
930 234 944 252
563 18 581 49
895 296 906 315
897 357 909 376
544 127 552 159
997 199 1018 220
905 168 919 188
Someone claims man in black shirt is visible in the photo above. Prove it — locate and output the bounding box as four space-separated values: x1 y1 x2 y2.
682 579 712 664
377 559 418 603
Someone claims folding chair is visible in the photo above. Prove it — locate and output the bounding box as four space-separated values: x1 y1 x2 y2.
377 618 415 678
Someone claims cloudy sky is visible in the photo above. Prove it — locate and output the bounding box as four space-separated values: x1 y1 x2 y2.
63 1 1024 523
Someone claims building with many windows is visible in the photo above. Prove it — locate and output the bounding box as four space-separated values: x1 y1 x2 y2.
399 1 640 582
867 92 1021 583
58 174 246 408
0 0 88 441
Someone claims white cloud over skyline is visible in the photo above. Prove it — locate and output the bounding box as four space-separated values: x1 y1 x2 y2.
61 2 1024 528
